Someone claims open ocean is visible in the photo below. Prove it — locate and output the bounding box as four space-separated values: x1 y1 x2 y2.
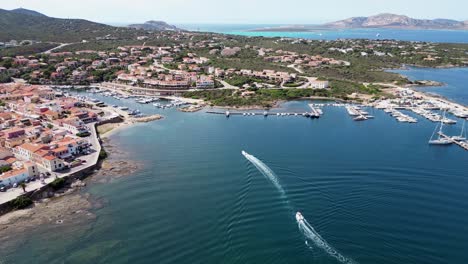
2 65 467 263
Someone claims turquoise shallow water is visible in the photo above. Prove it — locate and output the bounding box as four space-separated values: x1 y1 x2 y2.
2 67 468 263
178 24 468 43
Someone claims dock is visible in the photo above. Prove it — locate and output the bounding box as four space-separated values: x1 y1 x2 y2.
308 104 323 118
438 132 468 151
206 110 317 118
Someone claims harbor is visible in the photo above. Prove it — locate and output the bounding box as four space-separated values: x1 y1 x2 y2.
438 132 468 150
56 86 468 152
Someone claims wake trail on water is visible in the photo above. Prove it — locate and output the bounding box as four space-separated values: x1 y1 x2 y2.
298 213 357 264
241 150 287 198
241 150 358 264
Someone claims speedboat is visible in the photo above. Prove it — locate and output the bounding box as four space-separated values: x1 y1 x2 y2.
296 212 305 223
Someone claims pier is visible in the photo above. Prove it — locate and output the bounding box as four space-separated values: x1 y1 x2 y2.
438 132 468 151
206 110 318 118
308 104 323 118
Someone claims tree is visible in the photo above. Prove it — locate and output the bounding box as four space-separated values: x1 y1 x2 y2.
20 182 27 193
0 73 12 83
0 165 12 173
10 196 33 209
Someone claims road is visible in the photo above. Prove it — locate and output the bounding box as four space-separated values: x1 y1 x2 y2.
0 123 101 205
42 43 73 54
216 79 239 89
287 64 304 74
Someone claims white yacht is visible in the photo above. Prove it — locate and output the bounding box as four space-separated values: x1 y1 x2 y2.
354 115 368 121
429 111 453 145
452 119 466 141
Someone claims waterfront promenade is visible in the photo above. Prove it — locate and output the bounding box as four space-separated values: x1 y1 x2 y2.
0 123 101 205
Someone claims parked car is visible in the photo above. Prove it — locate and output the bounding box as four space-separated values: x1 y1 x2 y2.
0 187 6 192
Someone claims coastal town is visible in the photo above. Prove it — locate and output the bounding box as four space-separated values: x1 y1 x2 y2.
1 2 468 264
1 27 468 208
0 83 104 202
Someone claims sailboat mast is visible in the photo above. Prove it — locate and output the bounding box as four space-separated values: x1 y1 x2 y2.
461 119 466 137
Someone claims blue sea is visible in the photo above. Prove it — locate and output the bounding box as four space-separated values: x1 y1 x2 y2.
392 67 468 106
178 24 468 43
2 66 467 264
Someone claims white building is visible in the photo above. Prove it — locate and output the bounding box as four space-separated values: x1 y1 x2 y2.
0 162 38 186
310 80 329 89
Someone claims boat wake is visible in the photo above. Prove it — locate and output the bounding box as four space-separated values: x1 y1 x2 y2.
242 150 358 264
241 150 286 198
297 213 357 264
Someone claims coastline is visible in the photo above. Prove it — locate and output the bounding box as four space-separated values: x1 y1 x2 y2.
0 108 162 217
0 137 143 252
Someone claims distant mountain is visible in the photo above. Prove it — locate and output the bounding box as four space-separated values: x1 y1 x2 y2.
251 13 468 32
325 13 468 30
0 9 138 42
10 8 47 17
128 20 180 31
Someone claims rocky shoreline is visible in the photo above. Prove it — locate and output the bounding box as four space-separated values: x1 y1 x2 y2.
0 133 142 252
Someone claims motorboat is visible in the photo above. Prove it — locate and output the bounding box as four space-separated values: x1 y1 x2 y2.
296 212 305 223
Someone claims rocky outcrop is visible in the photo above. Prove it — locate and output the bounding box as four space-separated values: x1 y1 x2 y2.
128 20 180 31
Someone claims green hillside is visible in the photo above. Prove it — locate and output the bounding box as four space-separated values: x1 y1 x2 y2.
0 9 139 42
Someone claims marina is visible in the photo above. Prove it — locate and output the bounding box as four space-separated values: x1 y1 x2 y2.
438 132 468 151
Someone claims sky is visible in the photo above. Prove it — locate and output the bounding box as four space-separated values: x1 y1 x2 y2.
0 0 467 25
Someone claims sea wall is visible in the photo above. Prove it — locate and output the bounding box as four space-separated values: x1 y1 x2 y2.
0 123 105 216
0 163 100 216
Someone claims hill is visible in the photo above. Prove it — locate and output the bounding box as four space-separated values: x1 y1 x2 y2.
128 20 180 31
0 9 138 42
325 13 468 30
251 14 468 32
10 8 47 17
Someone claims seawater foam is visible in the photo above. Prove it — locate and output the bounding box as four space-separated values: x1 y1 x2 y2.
297 214 357 264
242 150 358 264
242 151 286 197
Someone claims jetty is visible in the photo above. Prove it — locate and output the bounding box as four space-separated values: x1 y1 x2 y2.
438 132 468 151
206 110 318 118
308 104 323 118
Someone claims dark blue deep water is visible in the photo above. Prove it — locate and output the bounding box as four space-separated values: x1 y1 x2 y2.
3 91 467 263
